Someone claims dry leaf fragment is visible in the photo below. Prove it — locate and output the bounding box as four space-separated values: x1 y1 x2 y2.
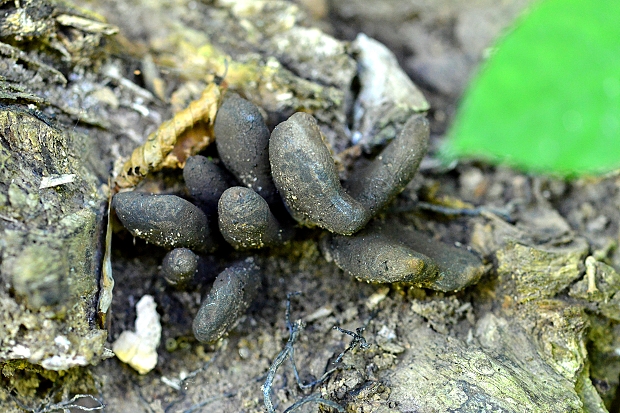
115 82 223 188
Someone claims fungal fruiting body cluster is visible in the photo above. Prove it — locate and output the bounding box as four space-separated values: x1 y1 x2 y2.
113 94 483 344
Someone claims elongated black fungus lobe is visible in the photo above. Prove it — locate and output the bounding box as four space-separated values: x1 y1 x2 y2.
193 258 261 343
113 192 216 252
162 248 198 287
388 225 485 291
218 186 290 250
327 232 439 285
269 112 371 235
345 115 430 216
326 221 485 291
214 94 277 204
183 155 232 215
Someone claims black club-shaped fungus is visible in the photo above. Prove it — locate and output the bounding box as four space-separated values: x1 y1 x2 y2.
345 115 430 216
192 257 261 343
113 191 216 253
214 94 277 205
162 247 199 287
218 186 292 250
269 112 371 235
183 155 233 216
385 224 485 292
327 232 439 285
326 221 485 292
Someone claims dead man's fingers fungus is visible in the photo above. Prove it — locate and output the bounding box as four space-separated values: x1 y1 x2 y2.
218 186 291 250
162 247 199 287
345 115 429 216
192 258 261 344
214 94 277 205
327 232 439 285
112 192 216 253
269 112 371 235
183 155 233 215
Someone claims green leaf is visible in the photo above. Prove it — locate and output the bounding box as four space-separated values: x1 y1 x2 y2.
443 0 620 176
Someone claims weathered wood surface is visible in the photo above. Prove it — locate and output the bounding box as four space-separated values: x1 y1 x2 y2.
0 1 616 412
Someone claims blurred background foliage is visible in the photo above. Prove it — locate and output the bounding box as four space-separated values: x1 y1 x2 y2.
444 0 620 177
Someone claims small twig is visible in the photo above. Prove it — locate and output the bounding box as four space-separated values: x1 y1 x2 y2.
262 294 303 413
164 352 221 412
585 256 599 294
178 373 264 413
44 394 105 412
214 59 229 85
135 383 156 413
182 392 236 413
8 393 32 412
285 291 302 329
10 392 105 413
290 360 338 391
332 326 370 364
262 292 343 413
283 393 344 413
181 352 220 386
0 213 19 223
284 294 338 390
390 200 514 223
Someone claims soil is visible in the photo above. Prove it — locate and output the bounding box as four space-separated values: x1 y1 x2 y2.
2 1 619 412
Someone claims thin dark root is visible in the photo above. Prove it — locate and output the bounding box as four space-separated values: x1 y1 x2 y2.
262 291 343 413
283 393 344 413
214 59 230 85
10 392 105 413
389 200 514 223
332 326 370 364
